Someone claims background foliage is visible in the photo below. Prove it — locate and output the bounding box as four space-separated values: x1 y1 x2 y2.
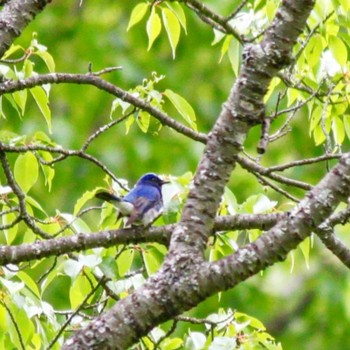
1 0 350 349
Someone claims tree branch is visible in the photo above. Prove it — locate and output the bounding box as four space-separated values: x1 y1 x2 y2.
0 0 53 57
206 152 350 294
0 213 285 266
63 1 317 348
0 71 207 144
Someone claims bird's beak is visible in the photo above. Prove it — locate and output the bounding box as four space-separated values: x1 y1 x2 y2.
161 178 170 185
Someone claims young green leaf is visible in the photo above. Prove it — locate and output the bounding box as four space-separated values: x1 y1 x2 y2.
17 271 41 299
166 2 187 33
146 7 162 51
30 86 52 133
220 35 232 63
74 190 97 216
35 50 56 72
14 152 39 194
162 7 181 58
332 116 345 145
329 35 347 66
164 89 197 130
136 110 150 132
127 2 149 31
12 90 27 116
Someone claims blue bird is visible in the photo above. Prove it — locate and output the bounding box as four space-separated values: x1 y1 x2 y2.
95 173 169 227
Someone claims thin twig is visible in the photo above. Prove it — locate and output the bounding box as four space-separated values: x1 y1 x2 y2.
267 154 342 172
2 303 25 350
81 110 134 152
226 0 249 22
254 172 300 202
47 278 105 349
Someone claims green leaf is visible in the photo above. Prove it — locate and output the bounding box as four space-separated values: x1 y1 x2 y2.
343 115 350 140
142 245 165 276
313 124 327 145
2 206 18 244
30 86 52 133
17 271 41 299
2 44 23 59
304 34 324 68
116 249 134 276
69 274 91 309
166 2 187 33
309 105 322 135
299 236 311 269
228 37 241 76
12 90 27 116
220 35 232 63
41 260 64 294
57 212 91 234
14 152 39 194
146 7 162 51
136 110 150 132
329 35 348 66
164 89 197 130
23 59 34 77
35 50 56 72
127 2 149 31
332 116 345 145
4 94 21 117
162 337 183 350
162 7 181 58
99 256 119 279
37 151 55 191
74 190 96 216
26 195 48 216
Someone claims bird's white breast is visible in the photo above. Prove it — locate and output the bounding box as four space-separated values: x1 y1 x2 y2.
141 207 163 226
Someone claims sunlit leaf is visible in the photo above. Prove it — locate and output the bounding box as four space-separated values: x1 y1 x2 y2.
35 50 56 72
74 190 96 216
146 7 162 51
127 2 149 31
164 89 197 130
329 35 347 66
166 2 187 33
12 90 27 116
14 152 39 194
30 86 52 133
17 271 41 299
332 116 345 145
162 7 181 59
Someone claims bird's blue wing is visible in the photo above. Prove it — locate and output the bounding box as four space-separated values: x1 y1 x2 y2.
124 186 163 226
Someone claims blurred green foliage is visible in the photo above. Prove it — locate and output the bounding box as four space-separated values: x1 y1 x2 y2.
1 0 350 349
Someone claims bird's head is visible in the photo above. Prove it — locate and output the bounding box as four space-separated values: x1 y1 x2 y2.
137 173 169 187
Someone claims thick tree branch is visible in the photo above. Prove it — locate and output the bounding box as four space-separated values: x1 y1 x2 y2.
63 150 348 350
0 213 285 266
0 0 53 57
206 153 350 293
169 0 316 257
63 1 316 348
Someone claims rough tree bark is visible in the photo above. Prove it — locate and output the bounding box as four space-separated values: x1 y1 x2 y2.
62 1 317 348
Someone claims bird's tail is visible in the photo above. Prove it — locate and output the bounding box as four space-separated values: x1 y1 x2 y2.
95 191 122 202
